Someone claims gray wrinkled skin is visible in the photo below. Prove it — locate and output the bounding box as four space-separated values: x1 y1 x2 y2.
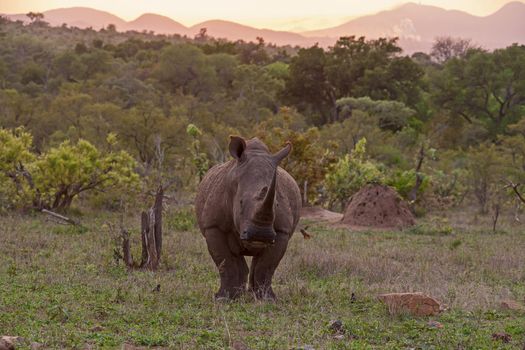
195 136 301 300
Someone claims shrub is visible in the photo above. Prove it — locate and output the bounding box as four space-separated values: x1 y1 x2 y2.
324 138 384 210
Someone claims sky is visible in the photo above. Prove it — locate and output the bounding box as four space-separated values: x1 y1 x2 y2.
0 0 519 31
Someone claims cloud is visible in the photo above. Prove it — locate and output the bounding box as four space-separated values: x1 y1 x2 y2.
390 18 421 41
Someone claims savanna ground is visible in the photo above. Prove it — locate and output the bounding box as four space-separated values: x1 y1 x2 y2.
1 209 524 349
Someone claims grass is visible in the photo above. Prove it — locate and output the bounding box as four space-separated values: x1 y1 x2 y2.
1 210 524 349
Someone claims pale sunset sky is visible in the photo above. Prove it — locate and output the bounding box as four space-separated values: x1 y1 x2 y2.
0 0 519 30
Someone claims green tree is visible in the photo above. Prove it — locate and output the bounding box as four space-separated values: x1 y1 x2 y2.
156 44 217 99
431 45 525 138
231 64 284 123
336 96 417 132
254 107 337 203
466 143 508 213
186 124 209 182
284 45 335 124
33 137 139 210
325 138 384 210
0 128 35 208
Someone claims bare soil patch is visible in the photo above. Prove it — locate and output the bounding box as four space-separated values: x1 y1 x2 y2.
301 206 343 223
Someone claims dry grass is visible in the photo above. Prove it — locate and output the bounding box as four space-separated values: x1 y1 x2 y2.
0 210 524 349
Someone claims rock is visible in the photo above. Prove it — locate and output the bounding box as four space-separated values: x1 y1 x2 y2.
492 332 512 343
333 334 345 340
90 325 104 332
428 320 444 329
328 320 345 335
500 299 525 312
0 339 14 350
378 292 442 316
0 337 23 350
350 292 357 303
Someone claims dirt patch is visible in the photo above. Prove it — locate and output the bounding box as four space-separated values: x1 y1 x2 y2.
341 184 415 230
301 206 343 223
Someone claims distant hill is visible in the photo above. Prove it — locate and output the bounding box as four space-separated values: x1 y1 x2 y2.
303 1 525 52
187 20 325 46
4 2 525 53
7 7 127 29
126 13 187 34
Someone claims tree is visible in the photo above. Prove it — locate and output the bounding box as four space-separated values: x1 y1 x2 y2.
156 44 217 99
285 37 423 124
466 143 508 213
431 36 477 64
0 128 35 209
26 12 44 23
114 101 189 169
195 27 209 42
326 36 423 108
255 107 338 204
325 138 384 210
231 64 284 123
33 136 139 210
431 45 525 138
284 45 335 124
336 96 417 132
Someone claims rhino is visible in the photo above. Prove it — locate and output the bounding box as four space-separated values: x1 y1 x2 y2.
196 136 301 300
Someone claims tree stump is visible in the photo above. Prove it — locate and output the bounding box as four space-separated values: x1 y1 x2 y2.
122 186 164 271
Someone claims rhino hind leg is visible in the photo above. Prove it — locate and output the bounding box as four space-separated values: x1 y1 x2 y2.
205 228 248 299
249 233 289 300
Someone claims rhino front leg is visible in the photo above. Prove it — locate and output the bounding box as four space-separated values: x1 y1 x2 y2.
204 228 248 299
249 233 289 300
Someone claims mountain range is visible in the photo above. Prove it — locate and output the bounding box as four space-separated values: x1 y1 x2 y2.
5 2 525 53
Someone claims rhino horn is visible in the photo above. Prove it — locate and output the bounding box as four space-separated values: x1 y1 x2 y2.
253 169 277 225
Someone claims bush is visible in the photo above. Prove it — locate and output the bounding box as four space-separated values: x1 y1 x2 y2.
0 128 35 209
387 169 429 200
0 129 139 211
166 208 196 231
324 138 384 210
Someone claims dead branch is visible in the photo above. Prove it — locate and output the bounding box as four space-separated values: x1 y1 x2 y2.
41 208 79 226
505 181 525 204
492 203 500 233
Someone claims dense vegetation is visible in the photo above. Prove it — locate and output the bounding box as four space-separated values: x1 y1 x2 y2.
1 16 525 215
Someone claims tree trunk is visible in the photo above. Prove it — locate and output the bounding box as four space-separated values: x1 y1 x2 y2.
303 180 308 206
153 186 163 259
408 144 425 203
138 186 163 271
140 209 159 270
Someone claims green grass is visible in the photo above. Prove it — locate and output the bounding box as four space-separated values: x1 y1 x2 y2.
1 212 524 349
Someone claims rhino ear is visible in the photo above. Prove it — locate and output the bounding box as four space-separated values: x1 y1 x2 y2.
229 135 246 160
272 141 292 165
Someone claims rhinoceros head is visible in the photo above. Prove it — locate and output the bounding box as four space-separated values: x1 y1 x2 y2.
228 136 291 249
